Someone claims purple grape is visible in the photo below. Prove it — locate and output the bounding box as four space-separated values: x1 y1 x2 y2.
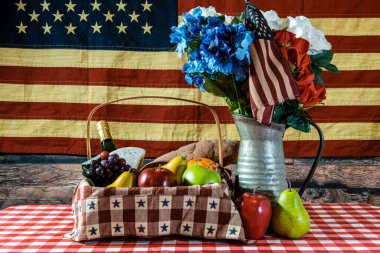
105 168 113 178
118 158 126 167
91 166 97 175
108 155 118 165
101 160 110 169
95 166 104 176
122 164 131 172
112 164 120 172
90 160 98 169
85 154 128 186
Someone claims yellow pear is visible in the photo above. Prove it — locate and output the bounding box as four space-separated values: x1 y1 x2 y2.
107 171 136 188
162 156 187 185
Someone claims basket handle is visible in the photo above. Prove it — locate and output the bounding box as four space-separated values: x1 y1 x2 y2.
86 96 224 167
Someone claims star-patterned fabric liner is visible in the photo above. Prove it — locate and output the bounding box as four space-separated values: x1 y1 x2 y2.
65 178 249 243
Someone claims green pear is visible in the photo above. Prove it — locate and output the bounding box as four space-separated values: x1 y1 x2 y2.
271 188 310 239
182 164 221 186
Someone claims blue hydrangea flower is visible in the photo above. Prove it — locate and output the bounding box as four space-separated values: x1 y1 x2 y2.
170 7 254 91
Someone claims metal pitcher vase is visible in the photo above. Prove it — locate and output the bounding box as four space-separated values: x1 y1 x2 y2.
232 114 324 203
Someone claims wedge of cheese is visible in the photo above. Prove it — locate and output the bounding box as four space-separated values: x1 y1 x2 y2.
111 147 145 170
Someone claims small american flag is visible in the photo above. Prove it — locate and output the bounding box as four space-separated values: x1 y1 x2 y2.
245 2 299 125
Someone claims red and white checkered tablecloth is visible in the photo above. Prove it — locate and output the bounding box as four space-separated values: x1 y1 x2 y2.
0 203 379 252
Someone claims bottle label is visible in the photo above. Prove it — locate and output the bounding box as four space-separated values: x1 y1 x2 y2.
97 120 112 141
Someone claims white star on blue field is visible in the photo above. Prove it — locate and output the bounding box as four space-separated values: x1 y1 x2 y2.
0 0 177 51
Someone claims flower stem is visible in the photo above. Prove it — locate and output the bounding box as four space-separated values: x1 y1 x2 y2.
231 76 244 115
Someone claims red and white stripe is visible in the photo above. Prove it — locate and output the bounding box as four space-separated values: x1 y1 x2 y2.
0 0 379 157
248 39 299 124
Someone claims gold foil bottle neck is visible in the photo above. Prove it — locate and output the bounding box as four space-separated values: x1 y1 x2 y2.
97 120 112 141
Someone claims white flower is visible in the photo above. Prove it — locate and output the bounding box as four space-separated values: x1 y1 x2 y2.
283 16 331 55
307 28 332 54
201 6 219 17
188 6 233 25
223 15 233 25
189 6 218 17
261 10 283 30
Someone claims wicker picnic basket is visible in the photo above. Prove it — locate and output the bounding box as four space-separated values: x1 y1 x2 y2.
65 96 251 243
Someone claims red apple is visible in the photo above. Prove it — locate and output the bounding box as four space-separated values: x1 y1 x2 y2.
138 166 177 187
235 190 272 240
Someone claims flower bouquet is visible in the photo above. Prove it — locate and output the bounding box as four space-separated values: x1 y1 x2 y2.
170 6 339 133
170 7 254 117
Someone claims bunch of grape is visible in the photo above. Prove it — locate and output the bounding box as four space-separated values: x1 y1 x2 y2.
83 151 133 187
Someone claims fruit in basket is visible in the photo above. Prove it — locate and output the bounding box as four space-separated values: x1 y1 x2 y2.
100 151 110 160
108 153 119 165
182 164 221 186
162 156 188 185
107 171 137 188
82 153 132 187
271 181 310 239
82 148 145 187
187 158 217 170
235 186 272 240
138 166 177 187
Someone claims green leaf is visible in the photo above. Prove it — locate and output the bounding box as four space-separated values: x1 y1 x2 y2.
168 44 177 52
273 104 287 124
323 63 340 73
217 15 226 22
310 50 340 83
290 64 297 75
243 103 253 117
310 50 334 68
188 40 201 51
312 66 322 76
312 67 324 85
203 74 252 116
224 97 240 114
314 74 324 85
203 75 235 99
231 11 245 24
224 97 251 116
273 101 311 133
239 79 250 92
287 114 311 133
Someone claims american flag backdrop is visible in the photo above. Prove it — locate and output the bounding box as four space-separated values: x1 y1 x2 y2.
0 0 379 158
245 3 299 125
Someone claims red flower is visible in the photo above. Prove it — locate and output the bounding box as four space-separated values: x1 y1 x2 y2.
297 73 326 107
273 30 326 107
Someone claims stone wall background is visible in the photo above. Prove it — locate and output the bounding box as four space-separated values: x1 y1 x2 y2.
1 155 379 209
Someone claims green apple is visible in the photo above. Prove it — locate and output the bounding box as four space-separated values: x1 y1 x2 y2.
182 164 222 186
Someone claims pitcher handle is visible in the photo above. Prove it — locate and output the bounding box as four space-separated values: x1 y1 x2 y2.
298 120 324 197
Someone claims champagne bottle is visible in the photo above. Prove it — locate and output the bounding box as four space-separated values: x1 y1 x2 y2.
97 120 117 153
